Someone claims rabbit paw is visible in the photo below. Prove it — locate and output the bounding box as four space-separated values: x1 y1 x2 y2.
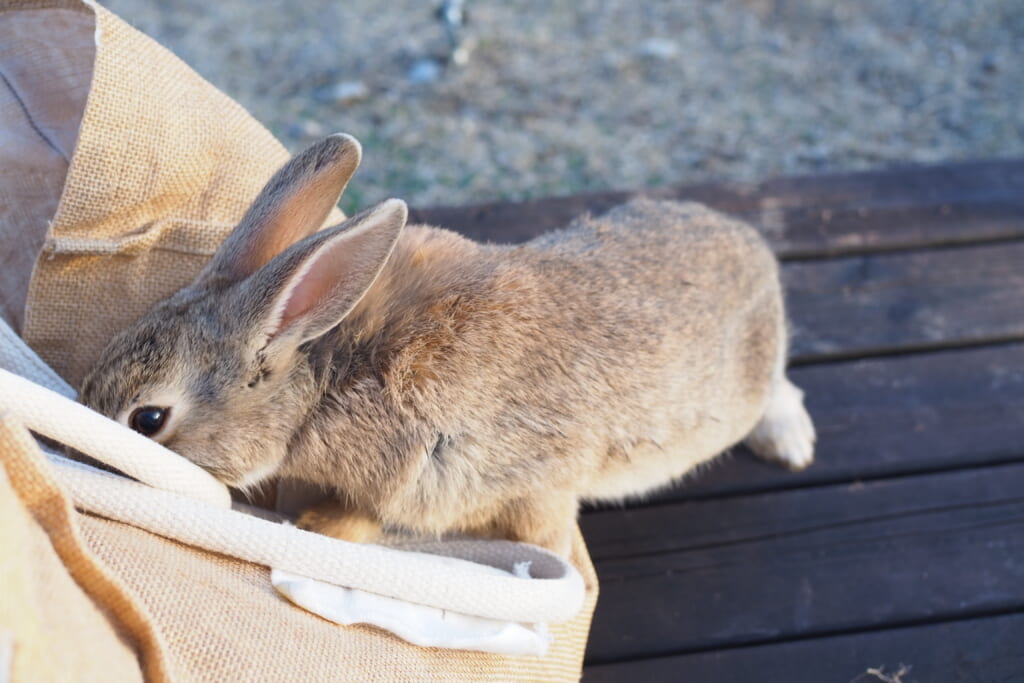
746 377 816 471
297 500 382 544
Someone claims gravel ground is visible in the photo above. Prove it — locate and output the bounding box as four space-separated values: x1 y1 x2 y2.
103 0 1024 211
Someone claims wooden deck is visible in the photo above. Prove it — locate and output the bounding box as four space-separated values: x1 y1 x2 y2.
411 159 1024 682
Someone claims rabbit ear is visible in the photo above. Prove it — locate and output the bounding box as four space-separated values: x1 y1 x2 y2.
239 198 408 347
196 133 362 287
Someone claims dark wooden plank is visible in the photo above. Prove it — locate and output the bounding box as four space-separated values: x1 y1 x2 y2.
580 463 1024 663
409 159 1024 258
786 241 1024 361
589 342 1024 505
584 612 1024 682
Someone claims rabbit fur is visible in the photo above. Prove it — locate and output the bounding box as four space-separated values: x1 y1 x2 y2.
81 134 815 556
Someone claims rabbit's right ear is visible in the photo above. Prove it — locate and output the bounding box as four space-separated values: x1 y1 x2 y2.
194 134 362 288
237 198 408 351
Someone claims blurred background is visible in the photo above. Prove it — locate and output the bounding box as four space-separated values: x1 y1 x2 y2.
104 0 1023 212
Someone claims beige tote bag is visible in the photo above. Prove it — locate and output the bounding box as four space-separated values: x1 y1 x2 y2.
0 1 598 680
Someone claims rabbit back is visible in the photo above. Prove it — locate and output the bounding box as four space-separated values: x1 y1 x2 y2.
518 199 784 501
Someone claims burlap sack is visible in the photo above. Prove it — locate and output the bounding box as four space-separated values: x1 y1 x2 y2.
0 415 597 681
0 1 598 680
0 417 156 683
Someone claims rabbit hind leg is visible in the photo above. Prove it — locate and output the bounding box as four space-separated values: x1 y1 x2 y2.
475 494 577 558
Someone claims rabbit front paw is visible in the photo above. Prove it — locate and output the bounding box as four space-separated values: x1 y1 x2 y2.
297 500 382 544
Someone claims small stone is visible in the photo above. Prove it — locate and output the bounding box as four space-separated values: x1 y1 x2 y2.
449 36 478 67
981 54 1000 73
636 38 679 60
317 80 370 104
451 45 471 67
301 119 326 137
407 59 443 84
798 145 831 164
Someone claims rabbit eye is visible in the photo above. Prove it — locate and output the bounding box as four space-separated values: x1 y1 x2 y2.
129 406 169 437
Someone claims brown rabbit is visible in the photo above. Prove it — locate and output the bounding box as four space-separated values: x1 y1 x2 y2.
80 134 815 556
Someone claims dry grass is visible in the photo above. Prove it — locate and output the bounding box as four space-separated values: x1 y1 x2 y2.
104 0 1024 211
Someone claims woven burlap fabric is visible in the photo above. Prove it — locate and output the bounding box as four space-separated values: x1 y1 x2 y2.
2 0 598 679
7 0 342 387
0 409 598 679
0 415 168 682
77 517 596 682
1 412 597 681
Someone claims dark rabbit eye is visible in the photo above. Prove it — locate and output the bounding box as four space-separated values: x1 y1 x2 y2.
129 406 169 437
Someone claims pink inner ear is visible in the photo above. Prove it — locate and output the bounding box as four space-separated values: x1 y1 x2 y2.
261 199 406 343
276 250 344 333
271 224 381 339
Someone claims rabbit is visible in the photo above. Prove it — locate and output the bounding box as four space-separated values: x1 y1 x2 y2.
80 133 816 557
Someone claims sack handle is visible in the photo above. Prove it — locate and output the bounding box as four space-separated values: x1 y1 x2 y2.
0 323 229 503
0 369 231 508
0 323 585 624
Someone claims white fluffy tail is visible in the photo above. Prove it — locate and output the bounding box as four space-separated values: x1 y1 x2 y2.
745 371 816 471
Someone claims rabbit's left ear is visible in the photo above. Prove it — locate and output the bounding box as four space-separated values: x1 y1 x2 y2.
195 134 362 288
237 199 408 348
